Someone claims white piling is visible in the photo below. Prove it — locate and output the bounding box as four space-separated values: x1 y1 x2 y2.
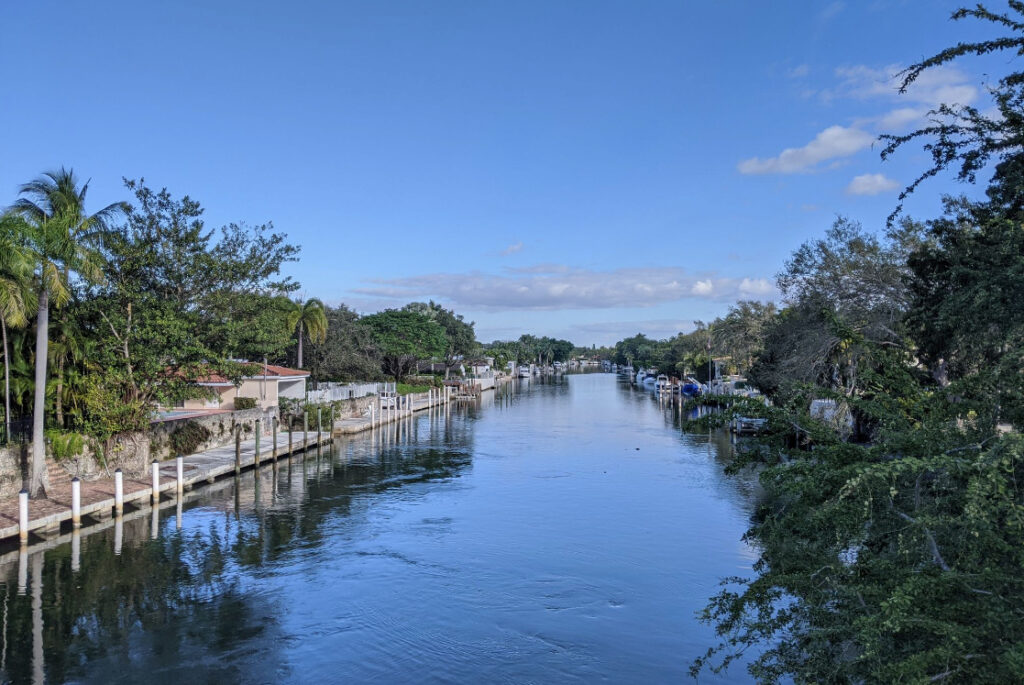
176 455 184 494
17 544 27 594
114 469 124 514
71 477 81 528
151 459 160 504
71 529 81 573
18 490 28 542
151 506 159 540
114 516 123 555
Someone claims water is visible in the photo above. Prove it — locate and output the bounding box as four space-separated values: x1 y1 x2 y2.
0 373 760 683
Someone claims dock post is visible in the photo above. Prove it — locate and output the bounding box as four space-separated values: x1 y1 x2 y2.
370 403 375 429
235 427 241 476
255 419 261 467
288 419 293 455
18 490 28 542
151 460 160 504
176 454 184 495
71 529 80 572
317 407 322 443
71 477 81 528
272 416 279 460
114 469 124 514
304 410 309 450
114 516 123 555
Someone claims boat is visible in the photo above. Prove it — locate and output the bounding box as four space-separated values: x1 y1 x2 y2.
518 365 532 378
642 372 657 387
680 377 702 397
731 416 767 435
655 374 670 392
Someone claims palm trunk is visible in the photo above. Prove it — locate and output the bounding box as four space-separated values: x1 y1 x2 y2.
297 321 304 368
55 358 64 429
29 290 48 498
2 318 8 445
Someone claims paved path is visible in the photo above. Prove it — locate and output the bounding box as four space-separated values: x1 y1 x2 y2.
0 391 453 544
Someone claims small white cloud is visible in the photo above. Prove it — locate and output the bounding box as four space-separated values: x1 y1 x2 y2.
876 106 924 130
500 241 523 256
738 125 875 175
738 278 774 295
845 173 900 196
691 280 713 295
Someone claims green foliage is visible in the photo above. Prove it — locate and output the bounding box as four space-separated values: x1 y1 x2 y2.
169 420 212 455
45 429 86 461
233 397 257 410
404 301 477 377
396 383 431 395
304 303 382 383
360 309 447 381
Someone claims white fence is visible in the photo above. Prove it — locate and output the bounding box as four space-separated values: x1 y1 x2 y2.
306 382 395 403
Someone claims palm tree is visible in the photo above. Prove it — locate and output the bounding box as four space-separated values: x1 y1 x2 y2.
0 214 30 444
10 169 114 497
285 298 328 369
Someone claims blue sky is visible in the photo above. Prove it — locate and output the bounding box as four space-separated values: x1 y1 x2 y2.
0 1 1004 345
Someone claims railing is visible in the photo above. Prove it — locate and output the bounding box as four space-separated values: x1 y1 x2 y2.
0 416 32 445
306 382 395 403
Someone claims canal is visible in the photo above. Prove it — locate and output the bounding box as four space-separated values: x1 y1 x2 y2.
0 373 760 683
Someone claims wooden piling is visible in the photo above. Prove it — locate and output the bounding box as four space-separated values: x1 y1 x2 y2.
272 416 279 459
235 427 242 476
255 418 261 467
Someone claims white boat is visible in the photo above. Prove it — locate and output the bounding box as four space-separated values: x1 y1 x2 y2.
642 373 657 387
655 374 670 392
518 365 532 378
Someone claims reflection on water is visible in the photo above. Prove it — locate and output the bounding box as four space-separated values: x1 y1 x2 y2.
0 374 759 683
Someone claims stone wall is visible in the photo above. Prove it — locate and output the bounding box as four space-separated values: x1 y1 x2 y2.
0 445 22 499
148 406 278 461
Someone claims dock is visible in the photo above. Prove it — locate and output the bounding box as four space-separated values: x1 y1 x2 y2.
0 386 458 545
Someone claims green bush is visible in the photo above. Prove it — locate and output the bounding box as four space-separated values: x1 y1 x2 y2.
397 383 432 395
234 397 257 410
169 421 212 455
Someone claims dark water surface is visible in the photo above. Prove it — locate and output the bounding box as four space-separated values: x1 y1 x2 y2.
0 373 760 683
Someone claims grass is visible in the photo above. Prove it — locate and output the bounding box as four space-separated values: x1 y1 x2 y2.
397 383 433 395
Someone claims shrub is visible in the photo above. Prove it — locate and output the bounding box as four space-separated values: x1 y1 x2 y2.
169 421 212 456
234 397 257 410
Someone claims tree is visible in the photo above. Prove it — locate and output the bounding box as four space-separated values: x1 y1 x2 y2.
0 214 30 442
285 298 327 369
303 304 381 384
76 180 297 444
881 2 1024 218
360 309 446 381
9 170 111 497
405 302 476 378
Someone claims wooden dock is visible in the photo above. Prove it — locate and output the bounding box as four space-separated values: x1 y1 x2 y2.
0 388 454 545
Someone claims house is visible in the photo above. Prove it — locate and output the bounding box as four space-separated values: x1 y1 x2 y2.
467 359 492 376
174 364 309 411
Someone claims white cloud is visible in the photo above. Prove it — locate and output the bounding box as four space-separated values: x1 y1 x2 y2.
835 63 977 109
788 64 809 79
353 265 779 311
738 125 875 175
845 173 900 196
500 241 523 256
691 279 713 295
